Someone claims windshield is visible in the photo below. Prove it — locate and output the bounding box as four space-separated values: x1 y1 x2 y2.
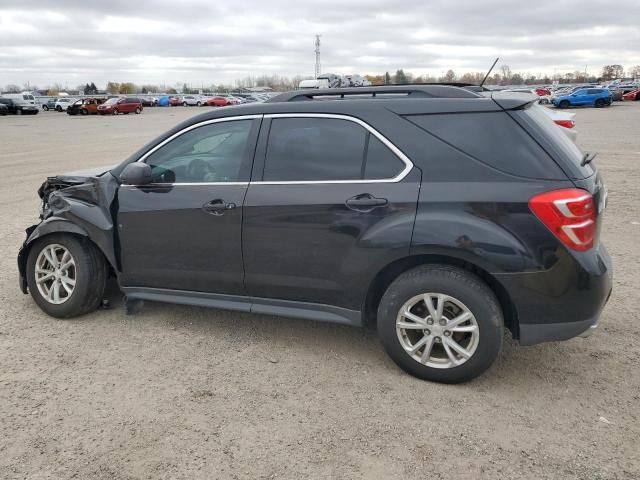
104 98 119 105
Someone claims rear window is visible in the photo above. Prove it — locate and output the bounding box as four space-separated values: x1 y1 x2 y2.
512 103 594 179
406 111 565 179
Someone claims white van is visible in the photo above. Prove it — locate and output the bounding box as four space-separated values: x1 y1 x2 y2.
298 79 330 89
1 93 39 114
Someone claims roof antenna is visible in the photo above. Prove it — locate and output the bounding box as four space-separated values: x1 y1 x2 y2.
480 57 499 87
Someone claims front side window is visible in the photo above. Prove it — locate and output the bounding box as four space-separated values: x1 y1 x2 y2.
145 120 253 183
263 117 405 181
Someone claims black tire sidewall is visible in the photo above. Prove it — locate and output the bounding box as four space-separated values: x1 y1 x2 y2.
26 234 106 319
378 266 503 383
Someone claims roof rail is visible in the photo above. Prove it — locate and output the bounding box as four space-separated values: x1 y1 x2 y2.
267 85 481 103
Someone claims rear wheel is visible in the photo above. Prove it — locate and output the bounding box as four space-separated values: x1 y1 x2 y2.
377 265 503 383
26 234 107 318
17 108 23 115
558 100 570 108
81 108 88 115
196 101 201 106
43 105 49 111
183 101 188 106
135 107 141 114
56 105 62 112
594 99 605 108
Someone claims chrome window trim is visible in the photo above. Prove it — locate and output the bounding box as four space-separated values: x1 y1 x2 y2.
126 112 414 187
254 113 414 185
128 114 261 186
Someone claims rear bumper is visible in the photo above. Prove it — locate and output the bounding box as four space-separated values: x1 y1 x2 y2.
495 243 612 346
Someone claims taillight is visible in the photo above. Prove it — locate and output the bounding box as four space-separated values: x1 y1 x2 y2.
554 119 575 129
529 189 596 251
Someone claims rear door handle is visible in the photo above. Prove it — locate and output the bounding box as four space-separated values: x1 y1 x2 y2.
202 199 236 215
345 194 388 211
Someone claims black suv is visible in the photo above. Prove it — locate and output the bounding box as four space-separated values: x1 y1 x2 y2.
17 86 612 383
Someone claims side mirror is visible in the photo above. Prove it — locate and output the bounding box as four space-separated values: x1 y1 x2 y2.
120 162 152 185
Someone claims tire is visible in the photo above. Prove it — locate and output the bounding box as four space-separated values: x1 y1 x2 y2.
377 265 503 383
112 108 119 115
56 106 62 112
196 101 201 106
135 107 141 114
81 108 88 115
594 99 605 108
43 105 49 111
26 234 107 319
183 102 188 106
558 100 570 108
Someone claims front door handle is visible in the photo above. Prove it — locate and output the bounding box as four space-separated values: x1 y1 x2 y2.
202 199 236 215
345 194 388 211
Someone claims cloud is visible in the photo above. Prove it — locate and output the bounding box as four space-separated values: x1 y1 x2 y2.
1 0 639 88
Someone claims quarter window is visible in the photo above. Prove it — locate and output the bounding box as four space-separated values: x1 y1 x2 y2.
144 120 253 183
263 117 405 181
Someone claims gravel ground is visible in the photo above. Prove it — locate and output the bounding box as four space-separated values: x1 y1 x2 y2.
0 104 639 479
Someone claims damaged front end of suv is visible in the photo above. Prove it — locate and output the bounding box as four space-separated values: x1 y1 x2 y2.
17 171 119 294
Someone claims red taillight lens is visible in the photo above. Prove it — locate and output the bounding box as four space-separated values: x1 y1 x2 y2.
529 189 596 251
554 119 575 129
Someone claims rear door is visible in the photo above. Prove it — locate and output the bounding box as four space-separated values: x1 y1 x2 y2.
242 114 420 311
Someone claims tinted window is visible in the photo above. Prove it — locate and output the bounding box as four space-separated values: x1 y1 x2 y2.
586 89 601 95
264 118 405 181
264 118 365 181
145 120 252 183
364 135 405 179
407 111 564 179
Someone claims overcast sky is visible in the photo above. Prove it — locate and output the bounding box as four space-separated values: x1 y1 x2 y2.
1 0 639 88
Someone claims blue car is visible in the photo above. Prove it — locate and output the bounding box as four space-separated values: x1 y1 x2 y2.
553 88 612 108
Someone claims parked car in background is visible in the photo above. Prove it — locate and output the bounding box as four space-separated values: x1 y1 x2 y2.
543 109 577 142
139 97 157 107
622 88 640 101
553 88 612 108
0 103 8 116
504 88 552 104
54 98 75 112
66 98 105 115
0 98 18 114
17 86 611 384
41 98 58 111
606 87 624 102
1 93 39 114
206 95 237 107
169 96 181 107
181 95 203 106
97 97 143 115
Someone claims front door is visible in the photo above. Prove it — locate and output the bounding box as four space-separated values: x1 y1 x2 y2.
242 115 420 311
117 117 260 294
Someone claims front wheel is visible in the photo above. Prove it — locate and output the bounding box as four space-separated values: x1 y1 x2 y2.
112 108 119 115
183 102 188 106
26 234 107 318
56 106 62 112
135 107 141 114
558 100 570 108
377 265 503 383
594 99 605 108
43 105 49 111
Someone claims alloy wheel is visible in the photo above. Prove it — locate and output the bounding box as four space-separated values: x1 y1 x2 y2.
396 293 480 369
35 244 76 305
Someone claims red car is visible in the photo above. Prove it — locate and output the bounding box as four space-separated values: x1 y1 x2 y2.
169 96 181 107
97 97 143 115
206 96 237 107
534 88 551 96
622 88 640 101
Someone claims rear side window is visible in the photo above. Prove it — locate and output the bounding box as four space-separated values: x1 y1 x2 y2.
587 89 601 94
513 103 594 179
263 118 405 181
406 111 565 179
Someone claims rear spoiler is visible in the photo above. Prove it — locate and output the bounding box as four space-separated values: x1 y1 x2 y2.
488 91 539 110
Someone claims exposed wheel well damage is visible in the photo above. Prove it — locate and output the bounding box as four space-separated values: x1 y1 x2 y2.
362 254 518 338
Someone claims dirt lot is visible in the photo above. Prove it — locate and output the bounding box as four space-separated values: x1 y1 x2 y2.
1 104 639 480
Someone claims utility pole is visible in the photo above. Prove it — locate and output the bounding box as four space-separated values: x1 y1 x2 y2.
314 34 321 79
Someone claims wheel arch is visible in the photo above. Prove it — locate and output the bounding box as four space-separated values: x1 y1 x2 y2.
18 218 115 294
362 253 518 338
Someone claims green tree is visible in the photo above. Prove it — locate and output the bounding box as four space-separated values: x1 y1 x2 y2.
106 82 120 94
384 71 392 85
